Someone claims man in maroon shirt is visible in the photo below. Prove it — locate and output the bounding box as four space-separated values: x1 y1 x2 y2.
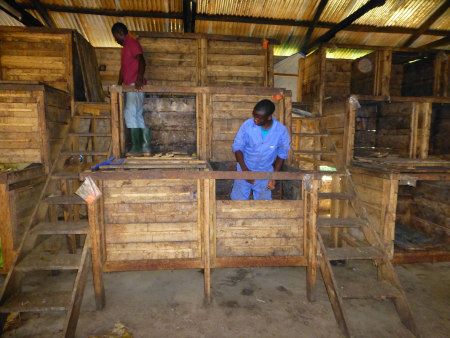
111 22 150 155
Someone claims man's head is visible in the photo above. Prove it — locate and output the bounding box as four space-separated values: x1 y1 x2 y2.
111 22 128 46
252 99 275 127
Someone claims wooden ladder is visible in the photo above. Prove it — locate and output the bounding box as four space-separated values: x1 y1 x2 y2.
308 170 420 337
0 106 111 337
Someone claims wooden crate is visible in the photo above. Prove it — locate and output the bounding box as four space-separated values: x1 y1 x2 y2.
0 26 103 102
110 86 292 161
86 165 315 273
96 32 274 91
350 163 450 263
0 81 71 168
0 164 46 273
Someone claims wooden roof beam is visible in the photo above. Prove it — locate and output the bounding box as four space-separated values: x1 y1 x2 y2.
300 0 329 54
183 0 197 33
420 35 450 49
306 0 386 52
17 3 450 37
31 0 56 28
402 0 450 47
0 0 43 26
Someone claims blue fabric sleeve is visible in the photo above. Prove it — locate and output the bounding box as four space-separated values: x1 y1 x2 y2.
232 123 247 153
277 126 290 160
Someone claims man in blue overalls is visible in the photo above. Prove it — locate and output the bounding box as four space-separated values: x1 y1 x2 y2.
230 99 290 200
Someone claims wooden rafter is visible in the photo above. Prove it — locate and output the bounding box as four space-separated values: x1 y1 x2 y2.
0 0 43 26
31 0 55 28
307 0 386 52
402 0 450 47
300 0 329 54
19 3 450 37
421 34 450 49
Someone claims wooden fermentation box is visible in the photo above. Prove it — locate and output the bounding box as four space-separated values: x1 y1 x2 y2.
96 32 275 95
298 44 449 111
0 81 71 273
0 26 103 102
109 85 292 161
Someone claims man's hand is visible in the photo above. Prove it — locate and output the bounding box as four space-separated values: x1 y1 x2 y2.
267 179 276 190
135 77 144 91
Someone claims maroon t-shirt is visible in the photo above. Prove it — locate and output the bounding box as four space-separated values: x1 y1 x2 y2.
121 34 145 85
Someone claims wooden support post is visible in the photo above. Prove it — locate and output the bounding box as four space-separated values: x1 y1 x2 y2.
305 178 319 302
87 200 105 310
110 91 121 158
409 104 419 159
380 176 398 259
419 102 432 159
330 175 341 247
297 58 304 102
0 185 14 272
198 38 207 86
202 178 212 302
374 50 392 96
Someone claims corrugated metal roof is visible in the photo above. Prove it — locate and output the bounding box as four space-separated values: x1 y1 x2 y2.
2 0 450 53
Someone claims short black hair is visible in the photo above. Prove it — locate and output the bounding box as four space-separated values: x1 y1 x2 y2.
253 99 275 116
111 22 128 35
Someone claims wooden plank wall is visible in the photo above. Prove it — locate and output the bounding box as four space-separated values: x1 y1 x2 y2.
215 200 303 257
429 103 450 156
206 40 269 86
73 33 104 102
210 93 286 162
102 179 201 264
299 48 325 104
44 87 72 165
0 166 46 273
351 52 377 95
350 168 398 257
0 84 70 167
324 59 352 99
410 181 450 242
0 88 43 164
95 48 121 95
375 101 414 157
0 28 72 94
143 94 197 154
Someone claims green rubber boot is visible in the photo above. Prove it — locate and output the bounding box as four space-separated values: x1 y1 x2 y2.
141 128 152 156
129 128 142 155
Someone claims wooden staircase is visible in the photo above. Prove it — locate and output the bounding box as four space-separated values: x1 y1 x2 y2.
308 170 420 337
0 103 111 337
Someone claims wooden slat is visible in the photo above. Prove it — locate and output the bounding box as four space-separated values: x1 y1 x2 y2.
0 291 71 313
317 217 364 227
31 221 88 235
44 195 85 205
325 246 384 260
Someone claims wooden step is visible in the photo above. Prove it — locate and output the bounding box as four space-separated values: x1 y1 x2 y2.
16 245 82 272
51 171 80 180
44 195 85 205
293 150 336 155
325 246 385 260
75 115 110 119
318 192 353 200
341 281 400 300
32 221 88 235
61 151 109 156
292 132 329 136
318 217 365 228
0 291 71 313
340 233 369 247
69 132 112 137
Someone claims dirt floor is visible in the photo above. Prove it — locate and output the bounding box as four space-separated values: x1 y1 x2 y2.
1 262 449 337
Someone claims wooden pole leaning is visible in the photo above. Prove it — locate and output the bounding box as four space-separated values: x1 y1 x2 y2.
87 196 105 310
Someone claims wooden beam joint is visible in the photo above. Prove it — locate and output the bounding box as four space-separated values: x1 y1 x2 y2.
0 0 43 26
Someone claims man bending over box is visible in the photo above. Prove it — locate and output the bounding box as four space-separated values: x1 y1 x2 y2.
111 22 151 156
230 99 290 200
